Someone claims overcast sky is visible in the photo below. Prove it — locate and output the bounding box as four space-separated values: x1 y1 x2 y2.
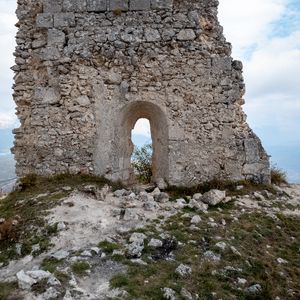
0 0 300 178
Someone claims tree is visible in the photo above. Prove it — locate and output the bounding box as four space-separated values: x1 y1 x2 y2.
131 143 152 183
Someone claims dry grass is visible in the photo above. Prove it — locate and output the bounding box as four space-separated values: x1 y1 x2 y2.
110 206 300 299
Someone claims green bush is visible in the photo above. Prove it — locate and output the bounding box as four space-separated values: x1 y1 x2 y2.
131 144 153 184
71 261 90 276
98 240 120 254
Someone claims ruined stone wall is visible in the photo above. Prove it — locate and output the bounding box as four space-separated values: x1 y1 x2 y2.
13 0 270 186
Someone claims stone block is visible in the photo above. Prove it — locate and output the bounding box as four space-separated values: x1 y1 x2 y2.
54 13 75 27
144 28 160 42
87 0 107 12
34 87 60 104
151 0 173 10
40 47 61 61
48 29 66 46
130 0 150 10
62 0 87 12
109 0 128 11
42 0 63 13
177 29 196 41
36 13 53 28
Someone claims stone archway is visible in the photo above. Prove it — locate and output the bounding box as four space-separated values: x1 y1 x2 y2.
114 101 169 183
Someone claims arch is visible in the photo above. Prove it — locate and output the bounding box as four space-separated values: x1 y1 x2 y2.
113 101 169 183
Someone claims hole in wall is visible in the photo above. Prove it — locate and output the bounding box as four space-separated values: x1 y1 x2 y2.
131 118 153 184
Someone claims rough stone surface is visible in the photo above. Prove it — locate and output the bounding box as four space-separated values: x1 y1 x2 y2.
188 199 208 212
162 287 176 300
201 190 226 206
190 215 201 224
245 284 263 295
175 264 192 277
13 0 270 186
148 238 163 248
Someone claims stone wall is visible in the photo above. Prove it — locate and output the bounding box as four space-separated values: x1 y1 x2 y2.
12 0 270 186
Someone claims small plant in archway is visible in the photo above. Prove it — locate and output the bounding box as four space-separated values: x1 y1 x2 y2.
131 143 152 184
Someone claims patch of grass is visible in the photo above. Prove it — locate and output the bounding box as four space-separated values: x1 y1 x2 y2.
31 278 48 294
110 273 129 288
98 240 121 254
109 207 300 300
71 261 90 276
0 174 124 266
54 271 70 285
41 257 63 273
0 281 18 300
271 166 288 185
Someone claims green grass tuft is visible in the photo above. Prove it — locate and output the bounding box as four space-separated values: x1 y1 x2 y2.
71 261 90 276
0 282 18 300
41 257 63 273
98 240 120 254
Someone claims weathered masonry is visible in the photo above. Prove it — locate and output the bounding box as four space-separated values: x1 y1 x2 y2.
12 0 270 186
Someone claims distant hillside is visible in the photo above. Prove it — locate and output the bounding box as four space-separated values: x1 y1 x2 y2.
0 128 14 153
0 154 16 190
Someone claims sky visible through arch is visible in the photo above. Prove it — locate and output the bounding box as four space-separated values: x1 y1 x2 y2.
0 0 299 182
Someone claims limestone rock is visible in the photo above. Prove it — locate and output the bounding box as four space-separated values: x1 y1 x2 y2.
17 269 52 290
114 189 127 197
245 284 263 295
177 29 196 41
148 238 163 248
154 192 169 203
162 287 176 300
175 198 187 209
156 178 168 190
16 270 37 290
188 199 208 212
203 251 221 262
215 242 227 251
192 193 202 201
51 250 69 260
175 264 192 277
129 232 147 243
127 232 146 258
190 215 201 224
201 190 226 206
180 288 193 300
143 201 159 211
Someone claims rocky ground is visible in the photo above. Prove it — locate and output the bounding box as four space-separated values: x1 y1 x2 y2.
0 176 299 300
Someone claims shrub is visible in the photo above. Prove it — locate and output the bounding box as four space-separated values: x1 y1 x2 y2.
271 165 288 185
131 143 153 184
98 240 120 254
71 261 90 276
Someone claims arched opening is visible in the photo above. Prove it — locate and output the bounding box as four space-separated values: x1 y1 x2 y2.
113 101 169 184
131 118 153 183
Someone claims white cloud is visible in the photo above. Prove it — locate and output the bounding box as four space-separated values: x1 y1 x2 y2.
0 111 17 129
132 118 151 137
218 0 288 58
245 30 300 98
0 0 17 124
219 0 300 148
